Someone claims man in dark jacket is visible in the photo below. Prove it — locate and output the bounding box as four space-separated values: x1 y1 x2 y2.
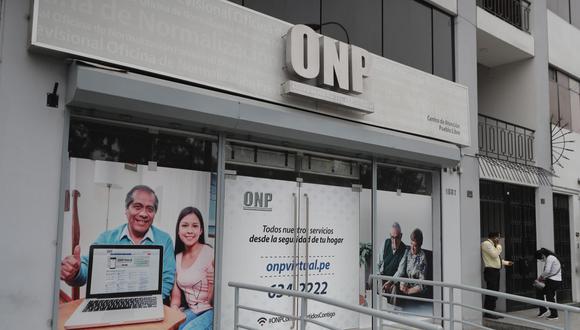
381 222 407 292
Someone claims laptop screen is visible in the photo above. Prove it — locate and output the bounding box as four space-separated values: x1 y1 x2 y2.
87 245 163 298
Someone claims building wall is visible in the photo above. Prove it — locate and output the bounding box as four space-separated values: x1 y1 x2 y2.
548 10 580 80
477 60 538 130
426 0 457 14
0 0 68 328
3 0 579 328
552 130 580 301
553 131 580 189
0 1 465 329
547 0 580 30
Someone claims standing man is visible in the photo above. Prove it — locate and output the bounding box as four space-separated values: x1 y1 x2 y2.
380 222 407 293
60 185 176 301
481 232 513 319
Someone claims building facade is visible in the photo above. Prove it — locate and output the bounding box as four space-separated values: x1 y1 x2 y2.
0 0 578 329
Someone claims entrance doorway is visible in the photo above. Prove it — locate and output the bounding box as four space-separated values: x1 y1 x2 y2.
219 141 371 329
553 193 572 303
480 180 537 311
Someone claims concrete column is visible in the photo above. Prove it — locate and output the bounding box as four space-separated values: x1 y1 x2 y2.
530 0 555 253
456 0 482 325
441 169 462 329
0 0 68 329
572 194 580 301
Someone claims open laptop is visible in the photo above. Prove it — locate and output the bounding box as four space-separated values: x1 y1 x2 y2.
64 245 164 329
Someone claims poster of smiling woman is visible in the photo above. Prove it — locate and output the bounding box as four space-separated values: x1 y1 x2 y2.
57 119 218 329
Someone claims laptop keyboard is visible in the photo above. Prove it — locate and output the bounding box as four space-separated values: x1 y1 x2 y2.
82 296 157 312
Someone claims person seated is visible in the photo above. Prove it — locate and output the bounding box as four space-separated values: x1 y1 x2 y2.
384 228 428 305
60 185 176 301
170 207 214 330
380 222 407 294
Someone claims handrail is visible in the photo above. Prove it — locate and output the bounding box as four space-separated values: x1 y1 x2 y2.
478 114 535 164
228 281 443 330
371 274 580 313
476 0 531 32
478 113 535 133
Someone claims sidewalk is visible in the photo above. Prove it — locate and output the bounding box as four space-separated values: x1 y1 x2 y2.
484 307 580 330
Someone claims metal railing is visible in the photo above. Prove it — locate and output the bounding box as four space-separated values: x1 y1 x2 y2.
478 114 535 165
477 0 531 32
371 275 580 330
228 281 442 330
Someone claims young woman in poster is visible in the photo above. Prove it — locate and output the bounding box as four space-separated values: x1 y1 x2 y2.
170 207 214 330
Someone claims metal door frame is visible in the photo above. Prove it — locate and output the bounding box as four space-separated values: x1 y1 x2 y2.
553 193 573 303
479 180 537 311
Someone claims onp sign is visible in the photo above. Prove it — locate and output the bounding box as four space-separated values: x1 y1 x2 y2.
285 24 370 94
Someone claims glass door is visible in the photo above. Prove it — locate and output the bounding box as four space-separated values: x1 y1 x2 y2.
298 155 370 329
219 141 370 329
374 164 436 327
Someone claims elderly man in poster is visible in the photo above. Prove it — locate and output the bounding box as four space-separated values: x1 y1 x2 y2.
380 222 407 293
60 185 176 300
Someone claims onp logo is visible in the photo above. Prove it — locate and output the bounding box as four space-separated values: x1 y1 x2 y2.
243 192 272 212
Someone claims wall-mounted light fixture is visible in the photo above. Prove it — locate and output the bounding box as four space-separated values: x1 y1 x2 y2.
46 82 59 108
306 22 350 44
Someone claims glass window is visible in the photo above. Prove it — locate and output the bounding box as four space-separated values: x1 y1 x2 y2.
547 0 571 23
558 73 573 128
384 0 432 74
62 118 218 316
572 0 580 29
571 84 580 133
432 10 454 80
69 120 216 171
243 0 320 26
375 164 436 319
69 120 153 164
377 166 432 195
154 133 217 171
549 79 560 123
550 69 580 131
237 0 454 81
557 71 570 89
321 0 382 55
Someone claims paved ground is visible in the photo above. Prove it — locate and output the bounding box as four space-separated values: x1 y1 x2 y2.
483 307 580 330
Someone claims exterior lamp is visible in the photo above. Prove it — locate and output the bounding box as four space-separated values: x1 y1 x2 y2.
306 21 350 44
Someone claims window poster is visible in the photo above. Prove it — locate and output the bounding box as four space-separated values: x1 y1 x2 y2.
375 190 435 323
58 120 217 329
220 175 360 329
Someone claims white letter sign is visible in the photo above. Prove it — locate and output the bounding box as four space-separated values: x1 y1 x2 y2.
349 46 370 94
322 36 350 91
284 24 373 113
285 24 319 79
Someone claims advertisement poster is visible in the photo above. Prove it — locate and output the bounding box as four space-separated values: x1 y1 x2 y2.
220 175 359 329
58 120 217 330
375 190 434 321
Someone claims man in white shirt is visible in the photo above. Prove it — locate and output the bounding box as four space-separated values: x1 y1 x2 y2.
535 248 562 320
481 232 513 319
